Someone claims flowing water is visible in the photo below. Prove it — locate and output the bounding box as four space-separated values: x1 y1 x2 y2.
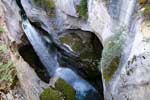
16 0 100 99
109 0 137 26
107 0 138 95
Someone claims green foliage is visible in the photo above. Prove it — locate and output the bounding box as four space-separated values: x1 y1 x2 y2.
142 4 150 20
138 0 147 5
103 57 120 81
100 29 126 81
40 78 76 100
55 78 76 100
0 26 5 34
143 4 150 18
34 0 55 11
40 88 62 100
0 44 16 89
77 0 88 19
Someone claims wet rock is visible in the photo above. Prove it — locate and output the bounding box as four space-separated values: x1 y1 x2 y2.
40 88 62 100
41 78 76 100
59 30 103 79
55 78 76 100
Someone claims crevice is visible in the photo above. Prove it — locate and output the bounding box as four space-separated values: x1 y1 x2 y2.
18 27 104 99
18 43 50 83
58 29 104 99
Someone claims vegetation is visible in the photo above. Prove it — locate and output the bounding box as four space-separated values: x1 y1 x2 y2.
77 0 88 19
55 78 76 100
33 0 55 16
143 4 150 19
34 0 55 9
0 44 16 91
40 78 76 100
40 88 62 100
100 29 126 82
0 26 5 34
138 0 148 5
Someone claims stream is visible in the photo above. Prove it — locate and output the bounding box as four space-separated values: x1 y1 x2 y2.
16 0 101 99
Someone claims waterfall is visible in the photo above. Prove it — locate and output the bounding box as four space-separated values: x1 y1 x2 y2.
109 0 137 27
16 0 100 99
106 0 138 96
119 0 136 26
22 20 59 76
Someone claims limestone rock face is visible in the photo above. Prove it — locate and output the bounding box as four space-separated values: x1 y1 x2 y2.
54 0 79 17
54 0 111 45
106 26 150 100
2 0 150 100
88 0 111 43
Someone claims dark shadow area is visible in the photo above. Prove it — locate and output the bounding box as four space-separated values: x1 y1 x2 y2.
58 29 104 99
18 27 104 99
18 43 50 83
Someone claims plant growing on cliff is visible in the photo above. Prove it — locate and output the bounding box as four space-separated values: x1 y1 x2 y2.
0 26 4 34
143 4 150 19
0 44 16 91
77 0 88 19
100 28 126 81
33 0 55 16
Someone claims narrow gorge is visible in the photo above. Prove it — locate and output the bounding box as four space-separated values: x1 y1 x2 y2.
0 0 150 100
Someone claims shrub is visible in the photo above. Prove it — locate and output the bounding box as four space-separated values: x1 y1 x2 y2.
34 0 55 9
0 44 16 91
77 0 88 19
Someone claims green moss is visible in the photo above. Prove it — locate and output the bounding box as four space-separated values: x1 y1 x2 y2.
100 29 126 81
60 33 102 79
138 0 147 5
103 57 120 81
33 0 55 16
55 78 76 100
34 0 55 9
0 26 5 34
77 0 88 19
40 88 62 100
143 4 150 18
60 34 83 53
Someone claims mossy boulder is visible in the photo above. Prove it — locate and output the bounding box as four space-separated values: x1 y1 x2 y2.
40 88 62 100
40 78 76 100
55 78 76 100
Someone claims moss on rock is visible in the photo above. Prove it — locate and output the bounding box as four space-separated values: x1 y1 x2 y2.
40 88 62 100
138 0 147 5
103 57 120 81
59 32 102 79
143 4 150 19
33 0 55 16
77 0 88 19
55 78 76 100
100 29 125 82
0 26 4 34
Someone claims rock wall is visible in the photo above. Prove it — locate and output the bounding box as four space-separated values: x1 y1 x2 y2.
1 0 150 100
